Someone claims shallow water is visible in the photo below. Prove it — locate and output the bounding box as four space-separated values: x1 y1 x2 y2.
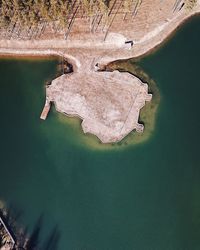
1 16 200 250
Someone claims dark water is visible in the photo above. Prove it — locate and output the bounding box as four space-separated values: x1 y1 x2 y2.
1 16 200 250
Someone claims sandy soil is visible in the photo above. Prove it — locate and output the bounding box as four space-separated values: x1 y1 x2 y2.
45 71 152 143
0 0 199 67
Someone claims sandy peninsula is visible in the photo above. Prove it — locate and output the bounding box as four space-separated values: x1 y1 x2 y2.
0 0 199 143
42 70 152 143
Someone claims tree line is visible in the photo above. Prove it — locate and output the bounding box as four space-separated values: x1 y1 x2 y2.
0 0 137 29
185 0 197 10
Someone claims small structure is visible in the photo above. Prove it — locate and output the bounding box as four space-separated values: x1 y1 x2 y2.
40 96 51 120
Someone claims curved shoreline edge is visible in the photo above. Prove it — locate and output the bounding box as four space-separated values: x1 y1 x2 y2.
133 12 200 61
49 61 160 150
0 6 199 62
0 8 199 148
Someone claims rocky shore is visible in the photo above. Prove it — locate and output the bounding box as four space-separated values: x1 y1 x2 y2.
0 202 28 250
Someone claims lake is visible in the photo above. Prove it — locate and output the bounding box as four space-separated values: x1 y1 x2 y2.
0 16 200 250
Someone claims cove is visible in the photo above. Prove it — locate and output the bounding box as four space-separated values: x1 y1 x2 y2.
1 15 200 249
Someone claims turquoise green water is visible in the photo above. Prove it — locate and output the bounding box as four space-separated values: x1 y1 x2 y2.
1 16 200 249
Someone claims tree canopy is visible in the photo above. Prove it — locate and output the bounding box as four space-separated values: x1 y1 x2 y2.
185 0 197 10
0 0 117 28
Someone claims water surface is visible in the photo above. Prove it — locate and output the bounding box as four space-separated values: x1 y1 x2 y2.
1 16 200 250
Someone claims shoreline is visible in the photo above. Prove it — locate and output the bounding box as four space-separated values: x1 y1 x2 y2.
0 10 199 64
132 12 200 62
0 49 81 72
0 5 199 147
53 61 160 150
0 54 58 61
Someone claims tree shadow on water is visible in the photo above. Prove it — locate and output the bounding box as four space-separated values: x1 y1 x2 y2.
0 204 61 250
42 226 60 250
26 216 60 250
26 215 43 250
